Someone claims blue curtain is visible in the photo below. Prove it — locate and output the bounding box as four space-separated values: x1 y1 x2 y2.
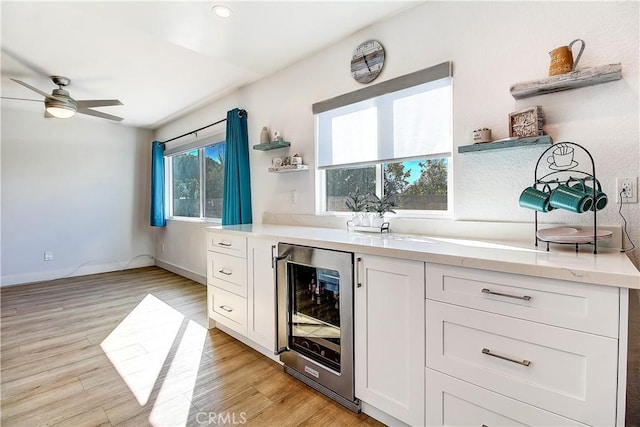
150 140 166 227
222 109 252 225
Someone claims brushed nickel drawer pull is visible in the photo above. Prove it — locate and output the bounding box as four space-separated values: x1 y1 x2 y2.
217 241 232 247
219 305 233 312
481 288 532 301
218 269 232 276
482 348 531 366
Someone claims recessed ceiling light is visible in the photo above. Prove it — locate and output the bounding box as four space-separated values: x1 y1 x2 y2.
211 5 232 18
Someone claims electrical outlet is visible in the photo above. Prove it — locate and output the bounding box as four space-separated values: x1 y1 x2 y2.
44 251 54 261
616 177 638 203
290 189 297 204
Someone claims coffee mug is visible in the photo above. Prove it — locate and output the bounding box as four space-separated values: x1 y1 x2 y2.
519 186 554 212
549 184 593 213
571 180 608 211
547 144 575 167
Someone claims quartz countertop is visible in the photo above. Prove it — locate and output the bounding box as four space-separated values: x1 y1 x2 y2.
206 224 640 289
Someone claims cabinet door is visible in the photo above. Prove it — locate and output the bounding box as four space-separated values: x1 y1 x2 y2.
426 300 618 426
354 254 425 426
426 368 587 427
246 237 277 352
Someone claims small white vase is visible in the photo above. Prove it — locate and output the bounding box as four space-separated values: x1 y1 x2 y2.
370 215 384 228
359 213 370 227
260 126 270 144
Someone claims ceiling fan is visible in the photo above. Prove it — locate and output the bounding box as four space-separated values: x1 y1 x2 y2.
7 75 124 122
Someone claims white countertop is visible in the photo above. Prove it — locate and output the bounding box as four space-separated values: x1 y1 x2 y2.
206 224 640 289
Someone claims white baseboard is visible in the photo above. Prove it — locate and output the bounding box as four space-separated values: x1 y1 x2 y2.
154 259 206 285
0 257 155 287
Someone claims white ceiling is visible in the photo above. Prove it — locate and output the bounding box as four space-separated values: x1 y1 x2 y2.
1 1 419 129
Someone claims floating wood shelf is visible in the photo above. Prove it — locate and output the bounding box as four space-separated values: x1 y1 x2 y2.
268 164 309 173
252 141 291 151
510 63 622 100
458 135 553 153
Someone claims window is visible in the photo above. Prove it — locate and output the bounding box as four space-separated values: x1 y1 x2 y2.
314 62 453 215
166 138 225 220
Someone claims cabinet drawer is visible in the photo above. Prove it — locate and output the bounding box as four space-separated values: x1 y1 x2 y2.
210 286 247 335
208 252 247 297
426 369 587 427
426 263 619 337
426 301 618 426
207 232 247 258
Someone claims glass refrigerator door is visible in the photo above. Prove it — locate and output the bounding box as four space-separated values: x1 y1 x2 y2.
288 263 341 372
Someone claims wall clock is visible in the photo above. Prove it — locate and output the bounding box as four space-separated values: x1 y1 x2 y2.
351 40 385 84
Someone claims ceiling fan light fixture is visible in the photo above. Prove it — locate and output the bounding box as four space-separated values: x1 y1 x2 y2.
46 105 76 119
45 96 77 119
211 4 232 18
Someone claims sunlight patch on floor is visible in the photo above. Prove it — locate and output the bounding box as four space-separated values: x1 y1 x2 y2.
149 320 206 426
101 294 184 405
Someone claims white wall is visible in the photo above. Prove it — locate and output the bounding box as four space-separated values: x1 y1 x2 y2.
1 107 156 286
155 1 639 275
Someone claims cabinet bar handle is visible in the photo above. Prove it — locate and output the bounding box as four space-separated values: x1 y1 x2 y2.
218 241 232 247
481 288 531 301
219 305 233 312
356 257 363 288
482 348 531 366
218 269 232 276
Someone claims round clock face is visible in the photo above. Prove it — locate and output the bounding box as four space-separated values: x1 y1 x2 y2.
351 40 385 84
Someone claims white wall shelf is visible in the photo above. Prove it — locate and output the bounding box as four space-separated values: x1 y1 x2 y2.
510 63 622 100
268 165 309 173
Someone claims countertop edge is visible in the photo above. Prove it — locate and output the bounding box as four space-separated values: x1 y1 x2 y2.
205 225 640 289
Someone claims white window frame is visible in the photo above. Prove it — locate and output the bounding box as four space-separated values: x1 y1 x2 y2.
164 133 225 223
313 62 453 218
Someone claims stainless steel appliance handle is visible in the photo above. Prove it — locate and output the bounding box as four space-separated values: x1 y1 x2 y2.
273 249 289 356
356 257 363 288
481 288 531 301
482 348 531 366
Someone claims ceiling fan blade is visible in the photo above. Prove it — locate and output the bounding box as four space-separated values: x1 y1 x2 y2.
75 99 123 109
77 108 123 122
10 78 64 101
1 47 52 78
1 96 43 103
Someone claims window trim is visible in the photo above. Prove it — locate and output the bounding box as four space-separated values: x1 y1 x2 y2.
164 133 225 222
316 156 453 218
313 62 454 218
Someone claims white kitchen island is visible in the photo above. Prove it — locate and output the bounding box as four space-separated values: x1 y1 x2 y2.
205 223 640 427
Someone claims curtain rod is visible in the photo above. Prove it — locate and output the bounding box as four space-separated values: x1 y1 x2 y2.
160 109 247 145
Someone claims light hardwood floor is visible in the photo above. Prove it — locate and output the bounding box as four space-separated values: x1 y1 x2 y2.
1 267 384 427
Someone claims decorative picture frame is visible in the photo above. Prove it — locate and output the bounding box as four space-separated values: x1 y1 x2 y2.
509 106 544 138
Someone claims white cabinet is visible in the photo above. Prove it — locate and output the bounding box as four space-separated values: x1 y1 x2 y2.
426 369 587 427
206 231 248 335
425 263 625 427
354 253 425 426
209 285 247 334
246 237 277 352
206 232 277 353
